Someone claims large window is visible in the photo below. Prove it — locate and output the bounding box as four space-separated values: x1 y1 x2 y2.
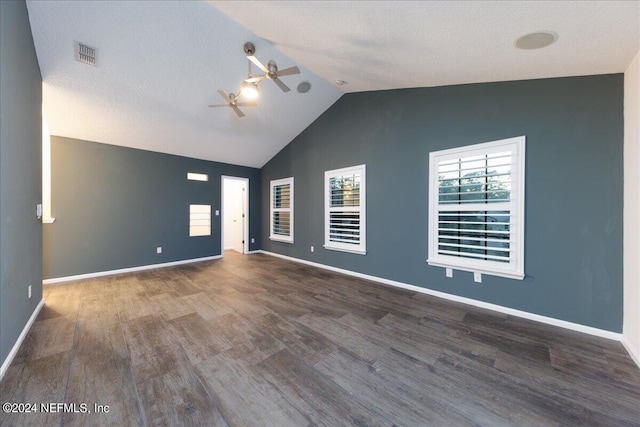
324 164 366 255
270 177 294 243
427 136 525 279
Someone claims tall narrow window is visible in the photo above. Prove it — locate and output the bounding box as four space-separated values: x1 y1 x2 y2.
189 204 211 237
324 164 366 255
270 177 294 243
428 136 525 279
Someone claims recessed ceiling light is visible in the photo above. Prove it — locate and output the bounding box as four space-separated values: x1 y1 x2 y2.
335 79 348 86
297 81 312 93
515 31 558 50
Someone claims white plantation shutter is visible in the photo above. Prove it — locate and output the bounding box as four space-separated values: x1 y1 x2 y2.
325 165 366 254
189 204 211 237
270 177 293 242
428 137 525 279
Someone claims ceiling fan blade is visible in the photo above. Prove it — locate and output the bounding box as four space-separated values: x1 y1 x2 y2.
231 105 245 118
247 55 269 73
273 78 291 92
244 75 265 84
236 101 258 107
217 90 231 103
208 104 228 108
277 66 301 77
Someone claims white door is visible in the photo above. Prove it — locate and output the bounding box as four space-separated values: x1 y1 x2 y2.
223 177 247 253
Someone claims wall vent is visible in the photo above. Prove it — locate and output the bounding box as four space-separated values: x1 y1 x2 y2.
75 42 96 66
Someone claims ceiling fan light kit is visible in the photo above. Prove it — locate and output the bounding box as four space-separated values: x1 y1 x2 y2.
208 90 257 118
209 41 301 117
240 80 260 100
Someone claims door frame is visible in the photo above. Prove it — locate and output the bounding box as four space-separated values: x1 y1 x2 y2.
221 175 249 255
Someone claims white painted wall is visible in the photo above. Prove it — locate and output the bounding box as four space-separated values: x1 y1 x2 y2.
624 49 640 367
223 178 245 253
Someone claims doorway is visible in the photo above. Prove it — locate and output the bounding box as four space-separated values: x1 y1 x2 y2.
222 176 249 255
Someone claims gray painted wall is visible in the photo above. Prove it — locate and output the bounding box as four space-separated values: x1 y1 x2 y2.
261 74 624 332
0 0 43 364
44 136 260 279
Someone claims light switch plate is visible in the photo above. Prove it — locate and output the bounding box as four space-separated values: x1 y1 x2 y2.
156 247 162 254
474 272 482 283
446 268 453 278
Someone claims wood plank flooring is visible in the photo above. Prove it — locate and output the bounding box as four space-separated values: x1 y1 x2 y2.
2 251 639 426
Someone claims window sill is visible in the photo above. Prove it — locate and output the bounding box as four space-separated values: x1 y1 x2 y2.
427 259 524 280
270 236 293 244
324 245 366 255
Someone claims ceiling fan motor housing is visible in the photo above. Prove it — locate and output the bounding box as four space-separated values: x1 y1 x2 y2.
243 42 256 56
267 60 278 80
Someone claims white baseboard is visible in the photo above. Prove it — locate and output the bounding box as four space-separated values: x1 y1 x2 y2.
245 250 261 254
43 255 223 285
0 298 45 381
622 336 640 368
260 250 623 342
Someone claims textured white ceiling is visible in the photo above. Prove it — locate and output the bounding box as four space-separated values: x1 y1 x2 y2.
27 1 639 168
27 0 341 168
213 1 640 93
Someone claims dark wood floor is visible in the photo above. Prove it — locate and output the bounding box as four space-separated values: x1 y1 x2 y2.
2 251 639 426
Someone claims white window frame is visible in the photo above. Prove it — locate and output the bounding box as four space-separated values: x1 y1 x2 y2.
324 164 366 255
270 177 294 243
427 136 525 280
189 204 211 237
187 172 209 182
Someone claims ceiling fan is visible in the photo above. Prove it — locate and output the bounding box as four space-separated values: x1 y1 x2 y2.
243 42 301 92
208 90 256 118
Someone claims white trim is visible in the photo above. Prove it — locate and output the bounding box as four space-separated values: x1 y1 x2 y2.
622 336 640 368
259 250 622 342
426 260 524 280
323 245 367 255
43 255 222 284
245 250 261 254
428 136 525 280
269 177 294 243
187 172 209 182
0 298 45 381
221 176 250 255
42 217 55 224
324 164 366 254
189 204 212 237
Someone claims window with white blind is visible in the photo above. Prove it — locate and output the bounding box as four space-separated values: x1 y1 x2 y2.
270 177 294 243
189 204 211 237
324 165 366 255
427 136 525 279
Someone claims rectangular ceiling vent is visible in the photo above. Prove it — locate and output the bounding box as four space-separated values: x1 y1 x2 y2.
75 42 96 66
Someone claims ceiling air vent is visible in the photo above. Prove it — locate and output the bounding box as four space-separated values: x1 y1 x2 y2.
75 42 96 66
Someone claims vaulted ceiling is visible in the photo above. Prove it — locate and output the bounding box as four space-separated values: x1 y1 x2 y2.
27 1 639 168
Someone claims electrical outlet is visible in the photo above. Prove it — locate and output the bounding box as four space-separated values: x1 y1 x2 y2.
310 246 314 253
474 272 482 283
28 285 32 299
156 247 162 254
215 210 220 216
446 268 453 278
251 238 255 244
